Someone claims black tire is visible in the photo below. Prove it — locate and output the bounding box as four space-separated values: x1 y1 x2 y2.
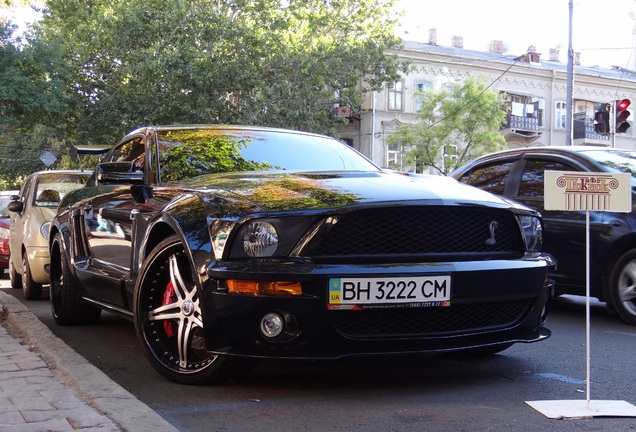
22 251 42 300
134 235 257 385
9 255 21 289
49 233 101 325
609 249 636 326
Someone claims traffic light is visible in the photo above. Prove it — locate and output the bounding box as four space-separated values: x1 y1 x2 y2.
594 103 611 134
616 99 631 133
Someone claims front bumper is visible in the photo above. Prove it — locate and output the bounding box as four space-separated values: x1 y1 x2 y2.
201 255 555 359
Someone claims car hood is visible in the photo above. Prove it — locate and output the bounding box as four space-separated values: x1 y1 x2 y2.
175 171 530 213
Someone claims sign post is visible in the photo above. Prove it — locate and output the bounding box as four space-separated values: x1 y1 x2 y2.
526 171 636 418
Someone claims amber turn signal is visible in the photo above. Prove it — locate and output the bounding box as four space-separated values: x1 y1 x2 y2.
226 280 302 296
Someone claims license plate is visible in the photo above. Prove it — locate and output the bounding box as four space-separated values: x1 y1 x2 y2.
328 276 451 306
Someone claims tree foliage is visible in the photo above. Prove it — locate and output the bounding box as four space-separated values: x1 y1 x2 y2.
387 76 507 175
0 22 74 188
38 0 406 142
0 0 406 187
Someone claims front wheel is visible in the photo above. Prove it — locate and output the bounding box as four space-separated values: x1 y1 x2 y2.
134 235 256 385
609 249 636 325
22 251 43 300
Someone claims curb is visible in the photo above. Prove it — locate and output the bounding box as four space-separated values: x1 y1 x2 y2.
0 290 179 432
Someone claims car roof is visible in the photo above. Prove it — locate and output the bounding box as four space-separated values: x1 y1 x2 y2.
123 124 333 141
475 145 635 158
30 169 90 175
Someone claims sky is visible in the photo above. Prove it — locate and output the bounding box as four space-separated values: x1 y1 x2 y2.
394 0 636 69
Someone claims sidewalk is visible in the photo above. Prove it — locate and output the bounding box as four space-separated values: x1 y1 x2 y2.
0 289 179 432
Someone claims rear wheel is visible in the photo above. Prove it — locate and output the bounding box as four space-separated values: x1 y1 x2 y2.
134 235 257 385
9 255 21 289
22 251 42 300
50 233 101 325
609 249 636 326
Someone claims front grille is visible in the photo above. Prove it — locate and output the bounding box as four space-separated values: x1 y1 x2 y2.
329 299 532 337
311 206 522 260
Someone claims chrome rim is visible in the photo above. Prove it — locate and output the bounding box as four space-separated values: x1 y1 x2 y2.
617 259 636 317
140 248 217 374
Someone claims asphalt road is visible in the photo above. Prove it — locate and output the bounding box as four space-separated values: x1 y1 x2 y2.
2 278 636 432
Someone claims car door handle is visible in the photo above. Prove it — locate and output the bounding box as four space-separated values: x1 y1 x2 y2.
130 209 140 220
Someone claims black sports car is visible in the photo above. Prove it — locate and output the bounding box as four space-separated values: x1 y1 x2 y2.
49 125 555 385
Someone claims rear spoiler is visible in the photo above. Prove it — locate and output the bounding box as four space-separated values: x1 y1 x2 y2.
74 145 112 155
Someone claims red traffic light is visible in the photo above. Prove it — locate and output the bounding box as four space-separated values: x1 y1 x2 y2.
616 99 632 134
617 99 631 111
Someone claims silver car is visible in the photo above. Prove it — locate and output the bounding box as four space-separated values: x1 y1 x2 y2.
8 170 89 299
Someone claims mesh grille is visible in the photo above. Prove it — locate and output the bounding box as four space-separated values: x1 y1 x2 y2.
329 299 532 337
311 206 521 260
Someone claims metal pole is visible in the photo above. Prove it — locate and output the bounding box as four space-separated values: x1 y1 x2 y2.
566 0 574 145
371 90 376 162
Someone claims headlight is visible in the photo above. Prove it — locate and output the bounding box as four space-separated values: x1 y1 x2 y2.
243 221 279 257
40 222 51 240
517 215 543 252
226 216 316 259
0 227 8 240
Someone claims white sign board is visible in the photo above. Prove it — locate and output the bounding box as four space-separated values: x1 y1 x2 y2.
530 169 636 420
544 171 632 213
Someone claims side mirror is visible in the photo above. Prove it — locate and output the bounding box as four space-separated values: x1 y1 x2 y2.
96 161 144 185
7 200 23 213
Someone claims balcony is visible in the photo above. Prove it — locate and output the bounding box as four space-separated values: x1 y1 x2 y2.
500 114 542 143
573 113 610 145
331 105 351 118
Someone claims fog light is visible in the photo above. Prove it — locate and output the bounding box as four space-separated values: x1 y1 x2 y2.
261 313 284 338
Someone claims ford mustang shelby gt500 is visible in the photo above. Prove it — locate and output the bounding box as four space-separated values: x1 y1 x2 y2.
49 125 555 384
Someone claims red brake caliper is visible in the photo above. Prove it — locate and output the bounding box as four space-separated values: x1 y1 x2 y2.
162 281 175 337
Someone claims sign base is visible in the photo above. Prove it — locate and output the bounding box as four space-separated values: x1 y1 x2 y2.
526 400 636 419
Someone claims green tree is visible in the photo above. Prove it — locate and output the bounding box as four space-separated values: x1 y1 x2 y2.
0 21 74 187
387 76 507 175
36 0 406 146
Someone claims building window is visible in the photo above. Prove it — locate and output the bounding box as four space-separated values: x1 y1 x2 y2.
388 81 403 111
387 142 401 169
414 81 432 113
555 102 567 129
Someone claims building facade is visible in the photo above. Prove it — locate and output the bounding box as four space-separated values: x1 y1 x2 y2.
336 33 636 171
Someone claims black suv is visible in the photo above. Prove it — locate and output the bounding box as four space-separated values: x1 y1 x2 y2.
451 146 636 325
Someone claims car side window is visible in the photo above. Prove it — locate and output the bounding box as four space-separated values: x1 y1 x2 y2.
106 137 145 169
458 161 514 196
518 160 576 198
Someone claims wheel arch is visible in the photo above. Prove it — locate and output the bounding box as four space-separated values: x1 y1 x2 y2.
138 197 214 277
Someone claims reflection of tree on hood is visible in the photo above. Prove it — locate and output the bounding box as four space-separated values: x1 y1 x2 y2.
158 130 272 182
197 174 359 211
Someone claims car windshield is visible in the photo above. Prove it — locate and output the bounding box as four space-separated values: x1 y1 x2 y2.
33 173 89 207
580 149 636 184
156 128 379 182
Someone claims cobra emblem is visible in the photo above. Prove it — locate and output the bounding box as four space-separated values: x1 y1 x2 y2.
485 221 498 245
